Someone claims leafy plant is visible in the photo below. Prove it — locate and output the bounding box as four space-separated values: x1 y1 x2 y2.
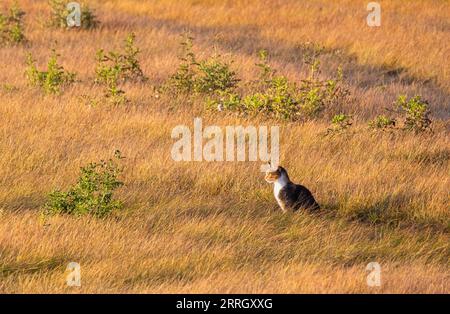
121 32 146 81
395 95 432 133
326 113 353 135
168 35 197 93
207 77 300 120
301 42 326 67
48 0 66 28
195 55 239 93
25 50 76 94
207 50 349 121
95 33 146 83
255 49 276 87
298 64 348 118
167 36 239 94
245 76 299 120
44 150 124 218
79 4 98 29
95 33 146 103
205 90 241 112
96 60 126 104
48 0 99 29
95 49 126 103
0 1 26 45
368 115 396 130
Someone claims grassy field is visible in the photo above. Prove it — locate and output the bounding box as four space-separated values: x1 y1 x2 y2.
0 0 449 293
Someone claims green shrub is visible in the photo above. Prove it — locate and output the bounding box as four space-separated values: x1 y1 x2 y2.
205 90 241 112
48 0 98 29
44 151 124 218
207 51 349 121
300 42 326 66
207 76 299 120
79 4 98 29
168 35 197 93
25 50 76 94
167 36 239 94
245 76 299 120
395 95 432 133
195 55 239 93
121 33 146 81
0 1 26 45
298 64 348 118
255 49 276 87
326 113 353 135
95 33 146 84
368 115 396 130
96 62 127 104
95 33 146 103
48 0 66 28
95 49 126 103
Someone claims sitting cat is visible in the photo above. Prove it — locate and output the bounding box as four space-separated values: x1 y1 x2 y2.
265 166 320 212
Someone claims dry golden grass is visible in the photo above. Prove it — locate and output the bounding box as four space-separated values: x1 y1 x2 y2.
0 0 449 293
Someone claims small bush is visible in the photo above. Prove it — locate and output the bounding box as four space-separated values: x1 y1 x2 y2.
395 95 432 133
0 2 26 45
244 76 299 120
95 50 126 103
368 115 396 130
121 33 147 81
255 49 276 87
48 0 98 29
25 50 76 94
206 90 241 112
79 4 98 29
168 35 197 93
44 151 124 218
207 51 349 121
95 33 146 84
206 76 299 120
95 33 146 103
298 63 349 118
48 0 66 28
167 36 239 94
326 113 353 135
195 55 239 93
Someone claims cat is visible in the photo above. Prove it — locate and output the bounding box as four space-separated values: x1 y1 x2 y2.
265 166 320 212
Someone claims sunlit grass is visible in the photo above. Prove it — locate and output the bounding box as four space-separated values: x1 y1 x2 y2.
0 0 448 293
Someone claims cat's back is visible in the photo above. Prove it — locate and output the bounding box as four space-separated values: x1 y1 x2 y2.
280 183 320 211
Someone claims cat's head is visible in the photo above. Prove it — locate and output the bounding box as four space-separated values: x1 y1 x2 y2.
265 166 288 183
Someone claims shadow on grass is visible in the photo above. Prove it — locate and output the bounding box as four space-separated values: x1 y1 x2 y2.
321 195 448 234
2 193 44 212
0 256 67 278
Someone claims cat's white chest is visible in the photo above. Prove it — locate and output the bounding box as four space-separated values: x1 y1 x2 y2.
273 180 287 212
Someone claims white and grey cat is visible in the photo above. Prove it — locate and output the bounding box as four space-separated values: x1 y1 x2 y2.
265 166 320 212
